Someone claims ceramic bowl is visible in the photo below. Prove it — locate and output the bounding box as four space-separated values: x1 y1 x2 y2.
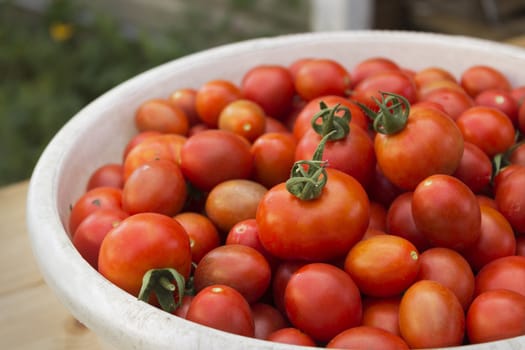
26 30 525 350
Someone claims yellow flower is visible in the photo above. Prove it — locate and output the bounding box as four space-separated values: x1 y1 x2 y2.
49 22 74 42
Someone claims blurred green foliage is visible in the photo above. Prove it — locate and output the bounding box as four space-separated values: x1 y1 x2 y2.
0 0 307 186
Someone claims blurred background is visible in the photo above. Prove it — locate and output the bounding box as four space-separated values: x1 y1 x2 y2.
2 0 525 186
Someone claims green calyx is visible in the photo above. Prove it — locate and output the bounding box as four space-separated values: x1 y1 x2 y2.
138 268 186 313
358 91 410 135
311 101 351 140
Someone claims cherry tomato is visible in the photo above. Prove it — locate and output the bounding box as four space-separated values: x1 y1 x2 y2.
361 296 402 336
225 218 276 267
495 167 525 234
416 247 475 310
272 260 306 315
68 186 123 235
193 244 271 304
205 179 267 233
367 164 403 208
326 326 409 350
186 284 254 337
257 168 369 261
456 106 515 157
264 116 289 134
168 88 200 126
344 235 420 297
195 79 241 127
284 263 362 342
368 201 387 232
412 174 481 250
173 212 221 263
173 295 193 318
452 141 492 194
461 205 516 271
475 255 525 297
294 58 351 101
414 66 457 89
474 88 519 126
460 65 511 97
122 159 187 216
218 99 266 142
420 87 474 120
98 212 192 296
467 289 525 344
134 98 189 135
509 143 525 167
353 70 418 105
241 65 295 119
266 327 316 346
72 208 129 269
122 130 162 161
399 280 465 348
180 129 253 192
417 79 466 100
351 56 400 87
251 302 288 340
86 163 124 191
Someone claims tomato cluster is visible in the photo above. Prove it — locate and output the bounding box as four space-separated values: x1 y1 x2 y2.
69 56 525 349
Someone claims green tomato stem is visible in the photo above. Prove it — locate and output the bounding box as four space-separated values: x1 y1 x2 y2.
311 101 351 140
138 268 186 313
358 91 410 135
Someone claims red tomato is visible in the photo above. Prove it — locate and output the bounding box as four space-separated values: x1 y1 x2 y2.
195 79 241 127
72 208 129 269
475 255 525 297
134 98 189 135
417 79 466 100
257 168 369 261
217 99 267 142
474 88 519 125
86 163 124 190
225 219 276 267
98 212 192 296
420 87 474 120
186 284 254 337
264 116 289 134
509 143 525 167
456 106 515 157
414 66 457 89
368 201 387 232
461 205 516 271
344 235 420 297
452 141 492 193
326 326 409 350
251 302 288 340
193 244 271 304
173 295 193 318
180 129 253 192
168 88 200 126
284 263 362 342
122 159 187 216
272 260 306 315
416 247 475 310
517 236 525 256
294 58 351 101
266 327 316 346
399 280 465 348
122 130 162 161
412 174 481 250
460 65 511 97
353 70 418 105
386 191 431 252
374 103 464 191
495 167 525 234
241 65 295 119
68 186 123 235
467 289 525 344
362 296 402 336
251 132 297 189
367 164 403 208
351 56 400 87
173 212 220 264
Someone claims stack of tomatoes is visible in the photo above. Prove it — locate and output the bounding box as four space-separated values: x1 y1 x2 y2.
69 56 525 349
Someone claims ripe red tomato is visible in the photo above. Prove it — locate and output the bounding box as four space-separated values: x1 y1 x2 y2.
460 65 511 97
475 88 519 125
474 255 525 297
173 212 221 263
420 87 474 120
351 56 400 87
257 168 369 261
180 129 253 192
134 98 189 135
266 327 316 346
186 284 254 337
271 260 306 315
344 235 420 297
294 58 351 101
98 212 192 297
193 244 271 304
241 64 295 119
86 163 124 190
467 289 525 344
361 296 402 336
251 302 288 340
353 70 418 105
326 326 409 350
399 280 465 348
412 174 481 250
414 66 456 89
121 130 162 161
217 99 267 142
452 141 492 193
495 167 525 234
195 79 241 127
284 263 362 342
168 88 200 126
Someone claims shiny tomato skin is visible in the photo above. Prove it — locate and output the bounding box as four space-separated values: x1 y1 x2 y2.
414 66 457 89
266 327 316 346
186 284 254 337
217 99 266 142
374 106 464 191
173 212 220 264
122 130 162 161
399 280 465 348
257 168 369 261
193 244 271 304
474 255 525 297
295 125 375 189
344 235 420 297
452 141 492 193
168 88 199 126
460 65 511 97
326 326 409 350
134 98 189 135
466 289 525 344
353 70 418 105
416 247 475 310
361 296 402 336
475 88 519 125
251 302 288 340
412 174 481 250
272 260 306 315
195 79 241 127
284 263 362 342
351 56 400 87
241 64 295 119
180 129 253 192
98 212 192 296
86 163 124 191
294 58 351 101
420 87 474 120
495 167 525 234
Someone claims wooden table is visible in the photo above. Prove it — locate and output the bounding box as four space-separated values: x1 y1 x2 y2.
2 35 525 350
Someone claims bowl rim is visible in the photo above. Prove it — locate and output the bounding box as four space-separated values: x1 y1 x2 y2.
26 30 525 350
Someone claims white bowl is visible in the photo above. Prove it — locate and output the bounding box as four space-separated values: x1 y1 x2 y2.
26 30 525 350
